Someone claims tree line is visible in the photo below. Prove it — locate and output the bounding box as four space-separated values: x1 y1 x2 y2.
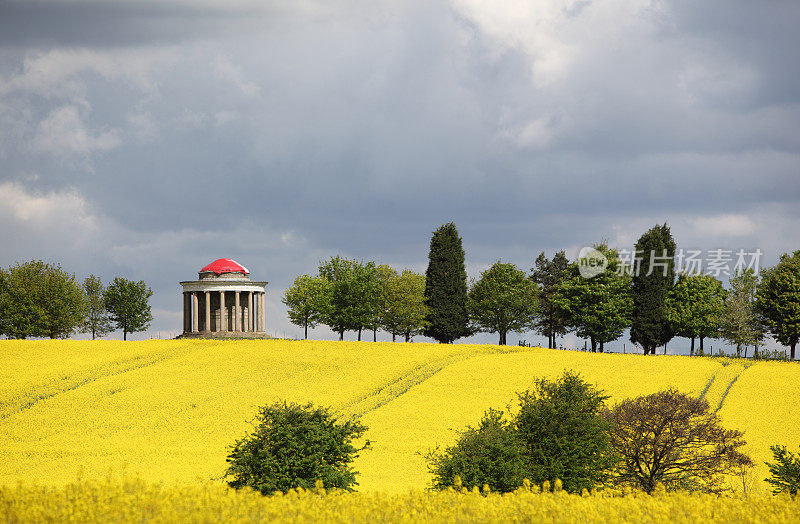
285 222 800 360
0 260 153 341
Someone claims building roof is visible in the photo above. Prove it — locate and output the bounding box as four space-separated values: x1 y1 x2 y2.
200 258 249 276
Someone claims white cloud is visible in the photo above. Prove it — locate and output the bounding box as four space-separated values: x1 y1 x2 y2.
687 214 757 237
0 47 179 98
211 53 260 96
32 105 121 159
0 182 101 263
513 116 557 149
450 0 663 87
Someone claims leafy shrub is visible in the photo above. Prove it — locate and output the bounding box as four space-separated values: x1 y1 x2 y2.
225 401 368 495
426 371 613 493
426 409 527 492
515 371 614 493
765 445 800 496
607 389 752 494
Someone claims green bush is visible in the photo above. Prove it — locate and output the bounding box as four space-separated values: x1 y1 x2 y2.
766 445 800 496
516 371 613 493
426 409 527 493
225 401 368 495
426 371 613 493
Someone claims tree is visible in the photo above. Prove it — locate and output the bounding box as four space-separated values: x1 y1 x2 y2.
426 409 527 493
720 269 760 357
756 251 800 360
225 401 368 495
630 223 676 354
423 223 470 343
608 389 752 494
666 273 726 356
380 269 428 342
468 261 537 345
79 275 113 340
366 265 397 342
765 444 800 496
318 257 376 341
0 260 86 339
282 274 330 340
552 244 632 352
425 371 613 493
515 371 614 493
104 277 153 341
39 263 86 339
530 251 570 349
0 261 43 339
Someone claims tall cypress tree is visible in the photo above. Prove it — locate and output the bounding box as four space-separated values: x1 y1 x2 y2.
630 223 676 355
424 222 470 343
531 251 570 349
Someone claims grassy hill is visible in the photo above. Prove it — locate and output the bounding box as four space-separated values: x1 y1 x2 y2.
1 339 797 493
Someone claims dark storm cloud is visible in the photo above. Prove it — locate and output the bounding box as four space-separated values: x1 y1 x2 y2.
1 0 799 346
0 0 275 47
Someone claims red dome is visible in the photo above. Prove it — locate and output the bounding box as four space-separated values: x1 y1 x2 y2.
200 258 249 276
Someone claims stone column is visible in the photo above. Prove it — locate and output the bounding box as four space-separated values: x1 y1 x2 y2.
183 292 191 333
220 290 227 332
191 292 199 333
259 292 266 332
248 292 254 332
204 291 211 332
234 291 241 332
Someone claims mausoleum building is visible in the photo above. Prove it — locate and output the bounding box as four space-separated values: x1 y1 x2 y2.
180 258 267 337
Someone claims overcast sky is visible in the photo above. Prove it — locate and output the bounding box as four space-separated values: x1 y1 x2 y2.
1 0 798 351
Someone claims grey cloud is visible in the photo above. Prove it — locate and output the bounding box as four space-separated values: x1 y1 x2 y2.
0 1 798 349
0 0 286 47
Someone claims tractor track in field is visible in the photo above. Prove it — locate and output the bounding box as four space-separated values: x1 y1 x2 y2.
335 352 475 418
698 362 750 414
335 346 522 419
0 342 199 421
714 373 742 413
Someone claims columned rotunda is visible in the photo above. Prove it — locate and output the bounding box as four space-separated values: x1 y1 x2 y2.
180 258 268 337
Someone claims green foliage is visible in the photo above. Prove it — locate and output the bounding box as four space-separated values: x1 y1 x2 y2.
427 371 613 494
552 244 632 352
104 277 153 341
225 401 368 495
515 371 614 493
426 409 527 493
666 273 726 356
0 260 86 339
756 251 800 360
79 275 113 340
720 269 763 357
365 265 398 341
608 389 752 494
282 274 331 339
424 222 471 343
530 251 570 348
765 445 800 496
380 269 428 342
468 261 537 345
630 223 676 354
318 256 378 340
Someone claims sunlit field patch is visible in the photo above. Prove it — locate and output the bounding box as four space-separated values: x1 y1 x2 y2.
0 340 797 495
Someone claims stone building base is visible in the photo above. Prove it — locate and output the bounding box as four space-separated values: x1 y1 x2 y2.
176 331 273 340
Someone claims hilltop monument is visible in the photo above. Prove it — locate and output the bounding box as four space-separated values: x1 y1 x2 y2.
180 258 268 338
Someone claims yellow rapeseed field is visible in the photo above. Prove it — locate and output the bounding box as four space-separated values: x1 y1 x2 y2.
0 339 798 501
2 476 800 523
